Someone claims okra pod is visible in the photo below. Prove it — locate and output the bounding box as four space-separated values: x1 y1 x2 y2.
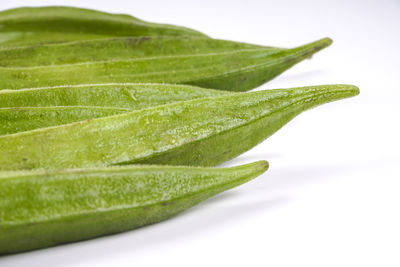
0 36 265 67
0 106 129 135
0 38 332 91
0 6 206 47
0 161 268 254
0 83 231 135
0 83 230 108
0 85 359 170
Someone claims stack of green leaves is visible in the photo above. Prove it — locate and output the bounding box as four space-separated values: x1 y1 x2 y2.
0 6 359 254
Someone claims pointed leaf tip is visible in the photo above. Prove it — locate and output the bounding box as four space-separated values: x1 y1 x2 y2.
252 160 269 174
330 84 360 97
344 84 360 96
292 37 333 59
309 37 333 50
231 160 269 176
319 37 333 47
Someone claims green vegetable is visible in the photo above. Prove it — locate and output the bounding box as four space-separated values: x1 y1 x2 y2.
0 160 268 254
0 83 231 135
0 85 358 171
0 83 230 108
0 6 206 48
0 38 332 91
0 36 265 67
0 106 129 135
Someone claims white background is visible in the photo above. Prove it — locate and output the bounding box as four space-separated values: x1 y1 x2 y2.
0 0 399 266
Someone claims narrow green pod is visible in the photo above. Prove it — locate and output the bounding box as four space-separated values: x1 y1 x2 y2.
0 6 206 47
0 85 359 171
0 36 266 67
0 106 129 135
0 38 332 91
0 83 230 108
0 32 116 49
0 161 268 254
0 83 231 135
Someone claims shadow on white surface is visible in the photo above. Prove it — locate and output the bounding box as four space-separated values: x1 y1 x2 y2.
263 162 361 191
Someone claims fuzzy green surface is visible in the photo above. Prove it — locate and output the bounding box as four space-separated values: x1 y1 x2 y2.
0 36 264 67
0 6 206 47
0 85 359 171
0 83 231 134
0 161 268 254
0 83 231 108
0 106 129 135
0 38 332 91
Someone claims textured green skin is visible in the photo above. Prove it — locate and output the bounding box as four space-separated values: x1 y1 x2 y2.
0 6 206 47
0 83 230 108
0 85 359 171
0 38 332 91
0 83 230 135
0 161 268 254
0 106 129 135
0 36 265 67
0 32 114 49
0 83 230 134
